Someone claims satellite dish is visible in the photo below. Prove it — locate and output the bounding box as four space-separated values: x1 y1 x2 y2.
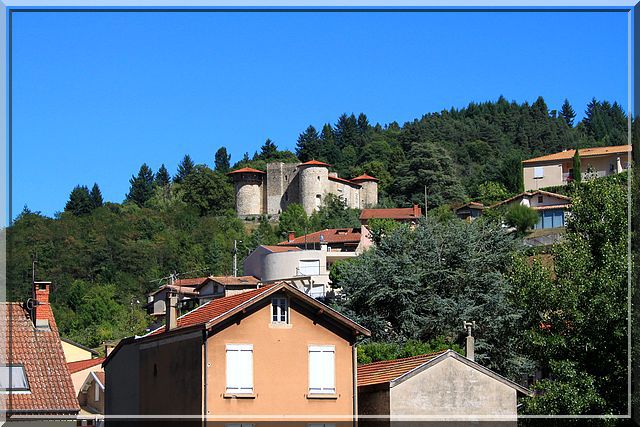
25 298 36 311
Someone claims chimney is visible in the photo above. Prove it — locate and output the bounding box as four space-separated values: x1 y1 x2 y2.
33 281 52 330
463 321 475 362
287 231 295 242
165 291 178 332
413 203 421 218
104 343 115 357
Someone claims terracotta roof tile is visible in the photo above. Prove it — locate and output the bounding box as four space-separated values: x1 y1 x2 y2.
522 145 631 164
67 358 106 374
357 351 448 387
173 277 210 287
490 190 572 209
328 176 361 187
262 245 302 253
94 372 105 387
227 167 266 175
360 207 422 220
2 303 80 414
278 228 361 246
298 159 331 167
351 174 379 182
209 276 261 286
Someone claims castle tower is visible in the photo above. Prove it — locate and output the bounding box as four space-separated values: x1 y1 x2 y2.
227 167 266 217
298 160 330 215
351 174 379 208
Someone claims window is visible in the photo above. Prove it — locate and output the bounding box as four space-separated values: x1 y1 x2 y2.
534 167 544 179
299 260 321 276
226 344 253 394
537 195 543 203
272 297 288 323
94 381 100 402
0 365 29 391
308 346 335 394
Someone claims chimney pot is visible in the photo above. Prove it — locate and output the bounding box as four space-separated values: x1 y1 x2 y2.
165 291 178 332
413 203 421 218
33 281 51 329
466 335 475 361
288 231 295 242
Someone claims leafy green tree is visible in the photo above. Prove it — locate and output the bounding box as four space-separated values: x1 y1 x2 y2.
572 148 582 184
366 218 405 244
357 337 464 365
335 218 531 378
247 216 279 249
181 165 234 216
126 164 155 207
309 194 361 230
174 154 195 183
278 203 308 238
295 125 321 162
561 99 576 127
214 147 231 173
65 185 93 216
319 123 341 165
504 204 539 235
476 181 510 206
334 113 359 149
498 153 525 193
155 164 171 187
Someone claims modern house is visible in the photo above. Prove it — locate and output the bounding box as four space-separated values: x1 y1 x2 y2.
357 350 531 426
454 202 485 221
359 204 422 226
229 160 378 216
244 228 373 298
491 190 572 230
103 282 370 425
522 144 632 191
1 282 79 424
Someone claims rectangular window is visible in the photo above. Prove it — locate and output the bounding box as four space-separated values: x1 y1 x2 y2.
537 195 543 203
308 346 335 394
226 344 253 394
272 297 288 324
0 365 29 391
94 382 100 402
534 167 544 178
299 260 321 276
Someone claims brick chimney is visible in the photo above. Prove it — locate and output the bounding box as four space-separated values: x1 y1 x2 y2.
412 203 421 218
165 291 178 332
287 231 295 242
33 281 52 330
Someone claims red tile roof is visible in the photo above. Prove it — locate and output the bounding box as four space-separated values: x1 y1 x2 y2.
67 357 106 374
262 245 302 253
227 167 266 175
351 174 379 182
357 351 448 387
94 372 105 387
2 303 80 415
490 190 572 209
360 206 422 221
298 159 331 167
328 175 361 187
278 228 362 246
173 277 211 287
522 145 632 164
208 276 261 286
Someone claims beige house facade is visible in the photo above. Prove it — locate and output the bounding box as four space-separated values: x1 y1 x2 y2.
522 145 632 191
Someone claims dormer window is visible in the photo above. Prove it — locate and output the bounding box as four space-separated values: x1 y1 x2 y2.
271 297 288 324
0 365 29 392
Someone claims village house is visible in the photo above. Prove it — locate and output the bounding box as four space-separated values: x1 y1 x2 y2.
359 204 422 226
243 228 373 298
61 338 100 364
103 282 370 426
357 349 531 427
491 190 572 230
228 160 379 217
68 357 106 425
454 202 485 222
1 282 79 424
522 144 632 191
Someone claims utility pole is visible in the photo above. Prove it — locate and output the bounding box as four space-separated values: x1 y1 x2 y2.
233 240 242 277
31 253 37 284
424 186 428 219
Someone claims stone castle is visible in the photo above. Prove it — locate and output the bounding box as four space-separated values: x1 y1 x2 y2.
228 160 379 217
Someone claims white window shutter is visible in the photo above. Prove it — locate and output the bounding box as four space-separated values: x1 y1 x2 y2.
308 346 335 394
226 344 253 393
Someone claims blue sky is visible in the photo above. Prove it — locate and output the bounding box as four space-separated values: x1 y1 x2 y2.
11 10 628 218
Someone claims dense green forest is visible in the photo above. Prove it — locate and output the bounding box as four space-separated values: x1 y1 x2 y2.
5 95 635 417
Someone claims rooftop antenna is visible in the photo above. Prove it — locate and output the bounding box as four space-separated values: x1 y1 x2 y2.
233 240 243 277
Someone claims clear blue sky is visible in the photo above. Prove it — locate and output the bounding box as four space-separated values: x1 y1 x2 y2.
11 10 628 218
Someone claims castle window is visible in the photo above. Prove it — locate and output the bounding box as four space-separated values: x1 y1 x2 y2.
317 175 320 181
285 175 288 181
285 191 289 202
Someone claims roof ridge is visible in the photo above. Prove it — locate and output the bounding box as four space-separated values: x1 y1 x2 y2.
359 349 449 368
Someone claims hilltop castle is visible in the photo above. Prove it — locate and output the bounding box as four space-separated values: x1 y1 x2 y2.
228 160 379 217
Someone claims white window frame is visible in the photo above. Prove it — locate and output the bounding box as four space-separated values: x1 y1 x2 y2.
308 345 336 395
94 381 100 402
271 297 288 324
0 364 29 392
225 344 253 394
534 167 544 179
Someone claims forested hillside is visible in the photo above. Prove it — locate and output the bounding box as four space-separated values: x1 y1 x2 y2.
6 96 629 350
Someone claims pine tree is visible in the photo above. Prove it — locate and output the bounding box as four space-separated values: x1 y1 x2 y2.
126 164 155 207
572 148 582 184
295 125 321 162
334 113 359 149
259 139 278 160
561 99 576 127
155 164 171 187
214 147 231 173
89 183 103 208
174 155 195 183
65 185 93 216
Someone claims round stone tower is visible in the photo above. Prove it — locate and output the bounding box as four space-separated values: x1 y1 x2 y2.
227 167 266 217
298 160 330 215
351 174 379 208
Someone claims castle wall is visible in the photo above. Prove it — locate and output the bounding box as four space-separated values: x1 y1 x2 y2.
359 181 378 208
234 175 265 217
299 165 329 215
266 162 299 215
